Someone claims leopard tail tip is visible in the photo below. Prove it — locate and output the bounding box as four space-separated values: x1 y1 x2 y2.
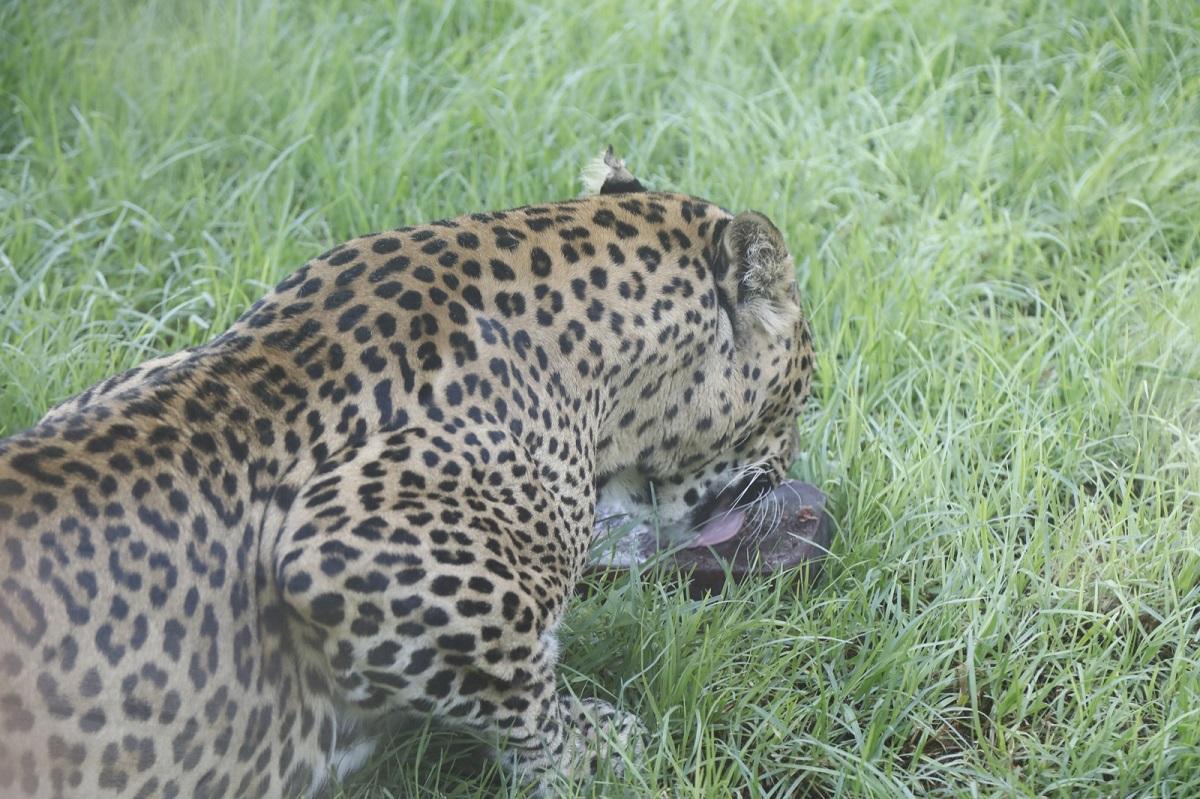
579 145 645 196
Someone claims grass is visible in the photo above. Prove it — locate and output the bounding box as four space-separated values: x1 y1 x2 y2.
3 0 1200 796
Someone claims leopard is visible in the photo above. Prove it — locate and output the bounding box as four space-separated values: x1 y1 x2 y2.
0 147 814 797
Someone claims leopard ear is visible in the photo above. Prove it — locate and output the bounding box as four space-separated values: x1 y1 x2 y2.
720 211 798 336
580 146 646 196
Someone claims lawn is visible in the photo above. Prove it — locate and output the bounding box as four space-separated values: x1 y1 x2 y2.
3 0 1200 796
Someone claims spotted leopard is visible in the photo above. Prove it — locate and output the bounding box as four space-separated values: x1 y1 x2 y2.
0 149 814 797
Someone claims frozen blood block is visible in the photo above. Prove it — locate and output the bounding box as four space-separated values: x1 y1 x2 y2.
584 480 834 598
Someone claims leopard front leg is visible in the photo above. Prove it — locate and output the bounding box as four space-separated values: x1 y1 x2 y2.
490 654 647 792
272 429 645 792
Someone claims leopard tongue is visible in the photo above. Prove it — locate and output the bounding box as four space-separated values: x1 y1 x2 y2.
685 507 746 549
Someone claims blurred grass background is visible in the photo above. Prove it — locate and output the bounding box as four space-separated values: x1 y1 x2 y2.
2 0 1200 796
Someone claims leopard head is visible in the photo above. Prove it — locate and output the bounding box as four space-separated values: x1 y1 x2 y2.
595 195 813 546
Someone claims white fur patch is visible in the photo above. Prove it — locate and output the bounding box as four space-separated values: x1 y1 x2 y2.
744 296 799 339
592 470 658 567
332 738 379 782
309 735 379 797
579 146 639 196
580 150 615 196
540 629 561 666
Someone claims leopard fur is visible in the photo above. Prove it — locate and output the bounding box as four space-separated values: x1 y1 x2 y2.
0 150 813 797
